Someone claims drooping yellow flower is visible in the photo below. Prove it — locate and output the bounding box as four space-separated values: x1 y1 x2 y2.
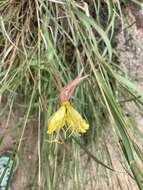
47 104 66 134
47 69 89 135
47 101 89 134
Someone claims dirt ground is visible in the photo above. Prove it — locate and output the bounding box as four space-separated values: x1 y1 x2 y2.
0 103 38 189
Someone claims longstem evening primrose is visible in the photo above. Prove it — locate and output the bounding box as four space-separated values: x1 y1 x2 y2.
47 69 89 135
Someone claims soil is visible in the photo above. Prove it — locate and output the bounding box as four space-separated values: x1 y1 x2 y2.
0 101 38 190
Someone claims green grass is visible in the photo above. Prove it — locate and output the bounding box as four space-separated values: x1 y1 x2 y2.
0 0 143 189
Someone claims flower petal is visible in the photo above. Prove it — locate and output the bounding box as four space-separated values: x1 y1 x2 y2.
66 103 89 133
47 105 66 134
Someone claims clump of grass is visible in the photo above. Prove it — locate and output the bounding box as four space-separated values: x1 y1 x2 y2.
0 0 143 189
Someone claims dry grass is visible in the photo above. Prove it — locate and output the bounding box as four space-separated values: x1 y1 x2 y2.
1 1 143 189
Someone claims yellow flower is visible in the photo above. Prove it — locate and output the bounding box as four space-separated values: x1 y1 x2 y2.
47 101 89 134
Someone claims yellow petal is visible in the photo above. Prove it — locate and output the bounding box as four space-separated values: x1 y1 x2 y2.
66 103 89 133
47 105 66 134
